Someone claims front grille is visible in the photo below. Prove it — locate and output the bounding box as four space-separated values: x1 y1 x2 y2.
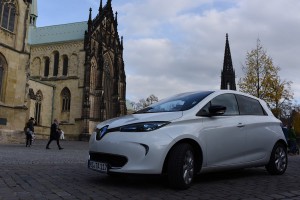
89 152 128 168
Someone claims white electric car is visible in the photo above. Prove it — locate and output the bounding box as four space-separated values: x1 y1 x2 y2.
88 90 288 189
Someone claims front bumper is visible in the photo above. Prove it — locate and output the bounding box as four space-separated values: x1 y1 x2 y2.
88 131 173 174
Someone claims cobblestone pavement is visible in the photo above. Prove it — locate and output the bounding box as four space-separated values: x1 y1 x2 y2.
1 140 300 200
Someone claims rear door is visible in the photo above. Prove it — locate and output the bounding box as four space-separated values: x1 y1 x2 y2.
235 95 276 162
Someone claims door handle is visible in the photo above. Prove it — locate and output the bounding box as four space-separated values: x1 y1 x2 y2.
237 123 245 128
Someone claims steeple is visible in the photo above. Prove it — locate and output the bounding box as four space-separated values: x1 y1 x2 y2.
99 0 103 13
115 11 118 26
29 0 37 26
88 8 92 33
221 33 236 90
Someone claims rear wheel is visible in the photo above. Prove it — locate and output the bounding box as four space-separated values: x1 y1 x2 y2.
167 143 195 189
266 143 288 175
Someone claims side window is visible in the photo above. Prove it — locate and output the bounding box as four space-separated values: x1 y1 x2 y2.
44 57 50 77
35 90 43 125
61 87 71 112
236 95 266 115
0 1 16 32
53 51 59 76
0 59 4 100
198 94 239 116
62 55 68 76
210 94 239 115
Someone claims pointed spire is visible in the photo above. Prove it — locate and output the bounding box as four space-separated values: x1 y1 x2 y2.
99 0 103 13
221 33 236 90
88 8 92 33
89 8 92 21
115 11 118 26
223 33 233 72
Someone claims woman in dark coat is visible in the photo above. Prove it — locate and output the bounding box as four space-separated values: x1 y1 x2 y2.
46 119 63 150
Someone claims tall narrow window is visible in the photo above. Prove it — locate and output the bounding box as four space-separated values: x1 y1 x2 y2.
62 55 68 76
0 1 16 32
53 52 59 76
1 3 9 29
35 90 43 125
61 87 71 112
0 1 3 23
0 59 4 99
8 4 15 32
44 57 49 77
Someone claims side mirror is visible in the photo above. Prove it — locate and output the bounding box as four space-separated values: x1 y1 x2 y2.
209 105 226 116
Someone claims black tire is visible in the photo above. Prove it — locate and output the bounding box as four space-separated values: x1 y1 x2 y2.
266 143 288 175
167 143 195 189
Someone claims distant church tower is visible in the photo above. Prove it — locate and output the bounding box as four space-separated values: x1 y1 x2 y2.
220 33 236 90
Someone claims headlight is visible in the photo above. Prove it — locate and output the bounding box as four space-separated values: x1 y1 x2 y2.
95 125 109 140
120 121 170 132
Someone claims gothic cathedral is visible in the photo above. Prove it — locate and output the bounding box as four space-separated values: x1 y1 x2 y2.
0 0 126 143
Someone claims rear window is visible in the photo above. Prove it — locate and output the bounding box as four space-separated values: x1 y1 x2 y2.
236 95 266 116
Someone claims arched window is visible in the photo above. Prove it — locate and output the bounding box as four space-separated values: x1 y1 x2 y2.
35 90 43 125
61 87 71 112
62 55 68 76
0 0 16 32
53 51 59 76
44 57 49 77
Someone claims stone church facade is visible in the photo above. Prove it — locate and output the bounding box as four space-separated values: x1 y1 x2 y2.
0 0 126 143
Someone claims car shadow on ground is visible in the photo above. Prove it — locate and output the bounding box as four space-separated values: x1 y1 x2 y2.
86 167 269 190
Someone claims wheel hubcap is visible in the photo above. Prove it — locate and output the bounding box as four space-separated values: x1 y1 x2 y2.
274 146 287 172
183 150 194 185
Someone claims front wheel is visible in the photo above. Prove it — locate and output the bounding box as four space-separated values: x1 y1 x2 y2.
266 143 288 175
167 143 195 189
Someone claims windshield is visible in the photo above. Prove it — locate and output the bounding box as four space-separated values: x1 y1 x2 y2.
135 91 213 113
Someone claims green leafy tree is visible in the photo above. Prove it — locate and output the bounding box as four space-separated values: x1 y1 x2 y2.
238 39 293 118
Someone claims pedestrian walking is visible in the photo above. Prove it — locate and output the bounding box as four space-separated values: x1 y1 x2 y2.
46 119 64 150
25 117 35 147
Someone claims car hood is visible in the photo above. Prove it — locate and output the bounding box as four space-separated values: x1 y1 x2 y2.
96 112 183 129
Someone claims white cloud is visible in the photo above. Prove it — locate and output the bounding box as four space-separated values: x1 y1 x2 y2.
38 0 300 103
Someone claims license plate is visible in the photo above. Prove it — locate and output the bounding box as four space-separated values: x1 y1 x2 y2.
88 160 108 173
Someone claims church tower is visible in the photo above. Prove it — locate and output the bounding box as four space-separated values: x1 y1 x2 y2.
82 0 126 137
220 33 236 90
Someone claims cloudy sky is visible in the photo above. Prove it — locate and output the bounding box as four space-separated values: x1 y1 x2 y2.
37 0 300 103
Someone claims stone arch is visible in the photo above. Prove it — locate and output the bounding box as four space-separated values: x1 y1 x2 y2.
34 90 43 125
101 53 114 120
61 87 71 112
31 57 41 76
90 56 97 91
70 54 78 76
60 87 71 122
